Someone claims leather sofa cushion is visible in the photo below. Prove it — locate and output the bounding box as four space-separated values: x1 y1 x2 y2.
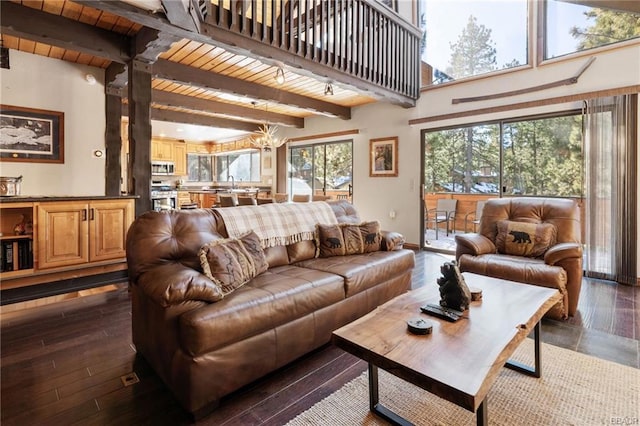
198 231 269 296
459 253 568 319
495 220 557 258
178 265 345 356
296 249 415 298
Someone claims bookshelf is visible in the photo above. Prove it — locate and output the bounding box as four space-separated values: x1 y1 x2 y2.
0 203 34 276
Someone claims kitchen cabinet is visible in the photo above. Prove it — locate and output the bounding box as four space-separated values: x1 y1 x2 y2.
152 140 174 161
173 142 187 176
177 190 192 208
37 199 134 269
187 143 211 154
189 192 217 208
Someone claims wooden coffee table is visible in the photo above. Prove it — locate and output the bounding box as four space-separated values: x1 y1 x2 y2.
332 273 562 426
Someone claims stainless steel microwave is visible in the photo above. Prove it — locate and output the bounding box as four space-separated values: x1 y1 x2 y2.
151 161 175 175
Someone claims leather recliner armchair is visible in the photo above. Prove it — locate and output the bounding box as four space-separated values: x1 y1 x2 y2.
455 197 582 319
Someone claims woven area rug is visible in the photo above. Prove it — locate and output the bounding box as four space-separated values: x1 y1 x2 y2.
286 339 639 425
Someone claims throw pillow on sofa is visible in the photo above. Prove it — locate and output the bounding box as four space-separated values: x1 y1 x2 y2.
198 231 269 295
359 221 382 253
316 221 381 257
495 220 557 258
316 223 346 257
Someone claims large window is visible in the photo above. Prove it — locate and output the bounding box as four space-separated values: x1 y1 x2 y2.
289 141 353 200
418 0 528 85
187 154 214 182
544 0 640 60
423 113 583 197
216 150 261 183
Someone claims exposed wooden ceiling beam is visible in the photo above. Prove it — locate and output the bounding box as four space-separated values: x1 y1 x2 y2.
0 1 130 64
153 59 351 119
122 104 261 133
106 63 128 95
558 0 640 13
151 90 305 128
133 26 182 64
74 0 415 108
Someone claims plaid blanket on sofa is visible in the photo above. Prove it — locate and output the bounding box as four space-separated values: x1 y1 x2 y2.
214 202 338 248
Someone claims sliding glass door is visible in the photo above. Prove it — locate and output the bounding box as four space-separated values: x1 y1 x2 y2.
421 112 583 250
289 140 353 201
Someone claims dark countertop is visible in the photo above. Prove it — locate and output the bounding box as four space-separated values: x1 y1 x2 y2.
0 195 139 203
182 186 271 194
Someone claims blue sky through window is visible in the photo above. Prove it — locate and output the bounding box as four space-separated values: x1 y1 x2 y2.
419 0 593 82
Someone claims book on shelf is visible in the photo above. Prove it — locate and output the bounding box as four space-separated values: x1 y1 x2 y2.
0 238 34 272
2 240 14 272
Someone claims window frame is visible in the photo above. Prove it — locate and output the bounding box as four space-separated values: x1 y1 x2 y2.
215 149 262 183
186 153 215 183
421 108 584 198
539 0 640 64
417 0 533 89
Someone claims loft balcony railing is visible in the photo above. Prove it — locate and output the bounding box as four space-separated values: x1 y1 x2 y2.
205 0 422 102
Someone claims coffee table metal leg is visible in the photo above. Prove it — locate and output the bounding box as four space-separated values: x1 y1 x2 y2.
368 363 414 426
477 399 487 426
505 321 541 377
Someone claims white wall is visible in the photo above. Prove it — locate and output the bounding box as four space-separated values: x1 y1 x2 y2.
282 45 640 249
0 50 106 196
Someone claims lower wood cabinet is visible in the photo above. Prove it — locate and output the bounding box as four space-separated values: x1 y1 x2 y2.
36 199 134 270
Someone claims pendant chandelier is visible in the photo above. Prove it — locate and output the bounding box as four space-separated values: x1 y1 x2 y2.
249 102 287 150
250 123 288 150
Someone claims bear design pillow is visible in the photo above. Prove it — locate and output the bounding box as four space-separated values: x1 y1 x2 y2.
316 221 381 257
495 220 557 258
198 230 269 296
316 223 346 257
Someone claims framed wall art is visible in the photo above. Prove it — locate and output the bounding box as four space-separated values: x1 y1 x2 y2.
0 104 64 163
369 136 398 177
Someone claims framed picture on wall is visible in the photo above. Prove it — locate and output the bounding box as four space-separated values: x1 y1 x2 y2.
0 104 65 163
369 136 398 177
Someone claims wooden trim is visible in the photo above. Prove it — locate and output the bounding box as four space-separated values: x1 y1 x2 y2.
409 85 640 126
451 57 596 104
289 129 359 142
0 262 127 290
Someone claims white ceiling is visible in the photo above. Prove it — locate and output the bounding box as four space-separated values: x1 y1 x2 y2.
151 120 251 143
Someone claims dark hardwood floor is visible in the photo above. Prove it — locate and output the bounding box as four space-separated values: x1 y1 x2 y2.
1 251 638 425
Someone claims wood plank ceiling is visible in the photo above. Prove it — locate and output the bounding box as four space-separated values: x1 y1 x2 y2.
0 0 377 142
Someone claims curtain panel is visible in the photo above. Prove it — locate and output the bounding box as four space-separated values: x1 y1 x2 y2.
584 94 638 285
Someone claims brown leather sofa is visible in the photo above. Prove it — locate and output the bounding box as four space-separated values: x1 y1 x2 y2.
126 200 415 417
455 197 582 320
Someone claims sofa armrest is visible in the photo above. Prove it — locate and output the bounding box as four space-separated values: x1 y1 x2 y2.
544 242 583 265
135 263 224 307
381 230 405 251
454 233 496 259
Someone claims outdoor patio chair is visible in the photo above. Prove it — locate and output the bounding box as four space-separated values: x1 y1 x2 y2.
464 200 486 233
425 198 457 239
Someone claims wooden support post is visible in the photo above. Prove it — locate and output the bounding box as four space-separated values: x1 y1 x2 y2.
128 59 152 216
104 90 122 196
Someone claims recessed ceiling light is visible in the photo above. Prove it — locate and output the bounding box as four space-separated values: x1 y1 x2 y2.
176 128 184 132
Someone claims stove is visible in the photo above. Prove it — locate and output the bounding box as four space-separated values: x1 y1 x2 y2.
151 183 178 211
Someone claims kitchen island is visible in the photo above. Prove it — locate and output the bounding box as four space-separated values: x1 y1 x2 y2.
182 186 272 208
